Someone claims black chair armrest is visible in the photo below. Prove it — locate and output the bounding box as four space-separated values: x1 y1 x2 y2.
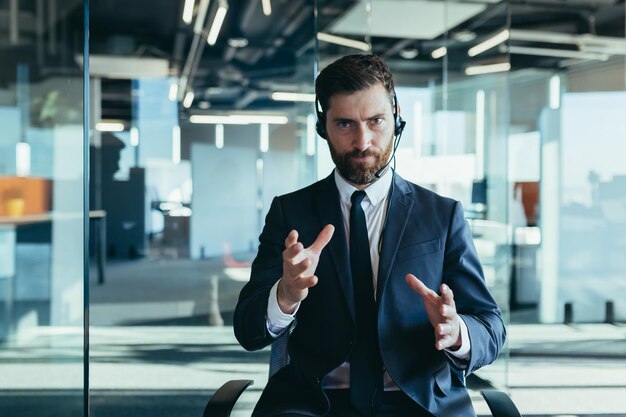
203 379 254 417
480 389 522 417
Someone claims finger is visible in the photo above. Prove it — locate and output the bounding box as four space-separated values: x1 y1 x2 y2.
309 224 335 253
294 275 318 289
436 323 451 339
283 242 304 263
288 257 311 278
405 274 438 301
436 336 452 351
440 283 456 308
440 304 455 320
285 230 299 248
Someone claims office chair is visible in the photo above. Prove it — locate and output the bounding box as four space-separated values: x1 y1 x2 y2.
203 332 522 417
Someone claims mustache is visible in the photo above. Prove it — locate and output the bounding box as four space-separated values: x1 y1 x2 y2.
344 149 380 159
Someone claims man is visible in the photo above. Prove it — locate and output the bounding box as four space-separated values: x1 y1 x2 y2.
234 54 506 417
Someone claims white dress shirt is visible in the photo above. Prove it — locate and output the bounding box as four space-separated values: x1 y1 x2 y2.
266 169 470 390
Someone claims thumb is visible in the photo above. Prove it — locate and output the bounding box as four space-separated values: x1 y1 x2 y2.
309 224 335 253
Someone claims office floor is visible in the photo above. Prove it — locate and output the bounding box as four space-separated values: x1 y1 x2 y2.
0 257 624 417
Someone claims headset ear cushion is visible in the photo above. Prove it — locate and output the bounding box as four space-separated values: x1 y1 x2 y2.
395 116 406 137
315 97 327 140
316 118 327 140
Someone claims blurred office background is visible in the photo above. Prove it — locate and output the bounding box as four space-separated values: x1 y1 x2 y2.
0 0 625 416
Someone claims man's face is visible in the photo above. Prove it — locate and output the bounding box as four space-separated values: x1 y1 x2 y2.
325 83 395 186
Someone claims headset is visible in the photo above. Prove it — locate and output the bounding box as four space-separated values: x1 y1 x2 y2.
316 90 407 254
315 90 406 180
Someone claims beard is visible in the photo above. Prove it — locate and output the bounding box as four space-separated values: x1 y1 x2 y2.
328 137 394 185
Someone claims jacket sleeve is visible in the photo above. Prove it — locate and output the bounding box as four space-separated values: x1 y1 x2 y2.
233 197 288 351
443 201 507 375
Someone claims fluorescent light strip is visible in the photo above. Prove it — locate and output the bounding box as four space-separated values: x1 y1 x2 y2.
581 45 626 55
183 91 195 108
262 0 271 16
16 142 31 177
207 2 228 46
510 29 626 50
260 123 269 153
508 46 609 61
317 32 370 52
130 127 139 147
215 124 224 148
431 47 447 59
190 114 288 124
96 121 125 132
256 158 264 187
468 29 509 57
465 62 511 76
549 75 560 109
168 83 178 101
271 92 315 102
182 0 195 24
475 90 485 179
510 29 578 45
172 126 181 164
306 114 316 156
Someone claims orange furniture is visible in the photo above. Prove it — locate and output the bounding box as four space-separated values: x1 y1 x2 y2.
0 177 53 217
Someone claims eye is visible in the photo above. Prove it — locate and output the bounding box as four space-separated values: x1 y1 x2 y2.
337 120 352 129
371 117 383 125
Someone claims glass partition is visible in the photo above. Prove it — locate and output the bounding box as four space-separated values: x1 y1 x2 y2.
87 1 316 415
442 1 511 392
507 3 626 326
0 0 87 415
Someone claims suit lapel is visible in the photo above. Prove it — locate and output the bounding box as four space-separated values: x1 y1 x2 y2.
314 173 355 322
376 174 413 300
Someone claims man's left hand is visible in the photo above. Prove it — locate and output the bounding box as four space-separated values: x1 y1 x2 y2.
405 274 462 351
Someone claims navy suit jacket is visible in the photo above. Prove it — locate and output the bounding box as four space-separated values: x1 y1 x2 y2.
234 172 506 417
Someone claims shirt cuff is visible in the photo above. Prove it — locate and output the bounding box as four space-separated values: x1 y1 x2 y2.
266 279 299 337
444 317 471 364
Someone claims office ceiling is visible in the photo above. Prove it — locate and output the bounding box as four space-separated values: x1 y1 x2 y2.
1 0 625 122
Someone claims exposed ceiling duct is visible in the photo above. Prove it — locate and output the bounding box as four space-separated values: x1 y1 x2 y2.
67 0 625 120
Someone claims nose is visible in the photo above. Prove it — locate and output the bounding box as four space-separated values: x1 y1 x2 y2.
353 123 372 152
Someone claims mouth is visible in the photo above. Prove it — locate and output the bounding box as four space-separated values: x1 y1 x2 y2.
349 153 376 163
351 155 372 162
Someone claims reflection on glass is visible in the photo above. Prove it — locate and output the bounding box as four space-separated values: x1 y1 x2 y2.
0 0 86 415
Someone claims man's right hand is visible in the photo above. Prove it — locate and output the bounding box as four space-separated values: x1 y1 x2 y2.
277 224 335 314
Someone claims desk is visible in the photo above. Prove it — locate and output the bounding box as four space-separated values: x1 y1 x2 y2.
0 210 107 284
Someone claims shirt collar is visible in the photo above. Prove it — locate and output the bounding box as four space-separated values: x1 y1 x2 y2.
334 167 393 207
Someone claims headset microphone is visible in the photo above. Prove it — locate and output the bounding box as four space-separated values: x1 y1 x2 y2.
374 117 405 179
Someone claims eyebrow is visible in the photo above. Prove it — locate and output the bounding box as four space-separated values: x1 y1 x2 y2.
330 113 386 122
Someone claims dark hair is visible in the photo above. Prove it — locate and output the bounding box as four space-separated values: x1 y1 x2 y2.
315 54 395 113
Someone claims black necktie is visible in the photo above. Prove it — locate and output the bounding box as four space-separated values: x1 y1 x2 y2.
349 190 383 416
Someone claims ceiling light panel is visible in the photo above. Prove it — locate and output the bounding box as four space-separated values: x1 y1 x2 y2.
330 0 486 40
182 0 195 24
317 32 370 51
465 62 511 76
468 29 510 57
271 92 315 102
208 1 228 46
